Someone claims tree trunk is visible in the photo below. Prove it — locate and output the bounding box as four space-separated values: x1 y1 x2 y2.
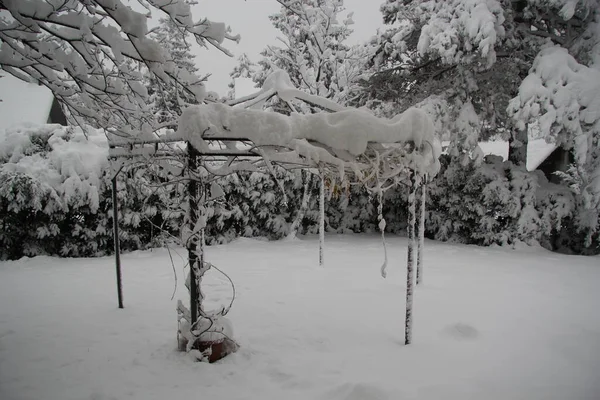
508 124 528 167
416 182 426 285
405 174 417 345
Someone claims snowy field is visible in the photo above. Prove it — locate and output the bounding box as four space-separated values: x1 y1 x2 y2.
1 235 599 400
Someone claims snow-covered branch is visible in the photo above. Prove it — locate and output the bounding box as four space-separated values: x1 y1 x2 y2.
0 0 237 138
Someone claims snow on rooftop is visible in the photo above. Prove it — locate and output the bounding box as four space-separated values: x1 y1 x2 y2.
478 139 558 171
441 139 558 171
0 74 55 130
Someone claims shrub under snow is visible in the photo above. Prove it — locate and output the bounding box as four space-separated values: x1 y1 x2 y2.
1 124 597 260
0 124 180 259
0 125 109 258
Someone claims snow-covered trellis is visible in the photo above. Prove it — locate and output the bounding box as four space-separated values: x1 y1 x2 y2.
109 69 441 360
108 133 263 362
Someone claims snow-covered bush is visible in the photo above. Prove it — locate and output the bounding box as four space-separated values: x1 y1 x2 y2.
2 124 596 259
112 163 185 250
206 170 293 243
423 153 598 253
208 155 597 254
426 154 541 246
536 172 600 255
207 168 325 242
0 125 110 259
0 124 181 260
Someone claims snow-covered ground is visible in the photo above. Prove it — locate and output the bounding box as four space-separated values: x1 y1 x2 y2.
1 235 599 400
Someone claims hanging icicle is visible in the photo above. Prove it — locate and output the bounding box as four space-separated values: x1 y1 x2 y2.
319 168 325 266
288 170 312 239
405 173 417 345
378 187 388 278
417 177 426 285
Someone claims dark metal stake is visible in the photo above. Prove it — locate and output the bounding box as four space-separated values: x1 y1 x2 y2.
187 144 199 327
112 175 124 309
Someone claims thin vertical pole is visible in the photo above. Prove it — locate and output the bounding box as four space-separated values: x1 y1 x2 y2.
187 143 199 327
111 175 124 309
198 225 206 313
319 169 325 266
416 181 426 285
405 173 417 345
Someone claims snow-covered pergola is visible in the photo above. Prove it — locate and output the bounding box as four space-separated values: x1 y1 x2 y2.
108 70 441 361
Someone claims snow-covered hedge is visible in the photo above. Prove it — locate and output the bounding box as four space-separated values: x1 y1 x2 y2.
425 154 599 254
536 175 599 256
426 155 541 246
0 125 180 260
0 125 109 259
1 125 597 260
206 169 375 242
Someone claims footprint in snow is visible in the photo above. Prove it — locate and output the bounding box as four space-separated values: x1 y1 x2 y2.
444 323 479 340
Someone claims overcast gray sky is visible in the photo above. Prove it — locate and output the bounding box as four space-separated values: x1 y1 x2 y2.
191 0 385 96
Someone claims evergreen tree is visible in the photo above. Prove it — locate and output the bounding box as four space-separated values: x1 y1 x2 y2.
228 53 256 100
366 0 598 169
249 0 361 110
362 1 531 165
363 0 599 250
228 0 365 237
148 16 202 126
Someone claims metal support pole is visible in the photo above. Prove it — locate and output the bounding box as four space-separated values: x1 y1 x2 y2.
187 144 199 327
111 175 124 309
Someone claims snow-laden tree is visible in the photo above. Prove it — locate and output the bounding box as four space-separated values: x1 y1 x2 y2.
146 14 202 126
368 0 599 249
508 5 600 245
228 53 255 100
248 0 362 108
230 0 367 238
0 0 238 138
373 0 598 165
364 1 532 164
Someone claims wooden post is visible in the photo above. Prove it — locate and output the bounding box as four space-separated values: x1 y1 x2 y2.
187 143 199 327
416 180 426 285
111 175 124 309
405 173 417 345
319 169 325 266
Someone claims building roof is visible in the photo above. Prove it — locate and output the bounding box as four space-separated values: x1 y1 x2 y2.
441 138 558 171
478 139 558 171
0 74 56 130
